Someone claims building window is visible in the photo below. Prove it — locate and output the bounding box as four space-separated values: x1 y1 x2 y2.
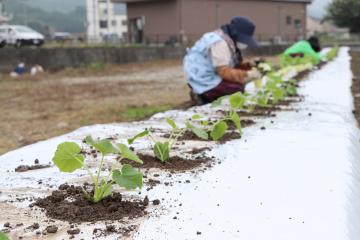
294 19 301 29
286 16 292 25
122 20 127 26
112 20 117 26
99 20 108 29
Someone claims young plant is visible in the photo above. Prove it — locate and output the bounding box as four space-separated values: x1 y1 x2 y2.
254 90 270 108
209 92 247 139
52 136 143 203
128 118 187 163
264 73 287 105
324 46 339 61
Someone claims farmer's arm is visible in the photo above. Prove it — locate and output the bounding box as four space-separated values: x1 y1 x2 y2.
210 41 248 84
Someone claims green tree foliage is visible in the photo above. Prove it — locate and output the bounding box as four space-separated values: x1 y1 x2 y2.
326 0 360 33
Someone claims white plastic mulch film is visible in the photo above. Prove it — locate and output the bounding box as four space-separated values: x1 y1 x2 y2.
0 47 359 240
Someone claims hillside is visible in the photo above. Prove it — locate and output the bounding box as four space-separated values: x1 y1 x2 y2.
3 0 86 33
22 0 85 13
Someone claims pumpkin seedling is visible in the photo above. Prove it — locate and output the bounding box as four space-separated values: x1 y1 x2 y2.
128 118 187 163
52 136 143 203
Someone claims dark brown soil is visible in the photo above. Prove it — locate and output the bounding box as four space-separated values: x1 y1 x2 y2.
33 184 148 223
123 154 211 171
351 51 360 127
15 164 51 172
93 224 137 238
187 147 211 154
226 119 256 130
217 97 300 119
175 130 241 142
267 97 302 106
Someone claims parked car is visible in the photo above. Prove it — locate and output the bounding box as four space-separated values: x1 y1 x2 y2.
0 25 45 48
52 32 73 42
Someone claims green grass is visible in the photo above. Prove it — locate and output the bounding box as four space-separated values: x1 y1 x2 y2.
123 105 173 121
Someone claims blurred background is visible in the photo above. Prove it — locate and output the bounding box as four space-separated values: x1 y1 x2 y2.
0 0 359 155
0 0 356 47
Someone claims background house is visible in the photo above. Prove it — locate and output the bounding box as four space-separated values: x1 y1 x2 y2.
116 0 312 45
87 0 128 43
307 16 350 40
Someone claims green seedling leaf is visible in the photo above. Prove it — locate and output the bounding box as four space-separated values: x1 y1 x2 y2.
186 122 208 140
191 127 209 140
93 180 113 203
257 94 269 107
286 85 297 96
272 88 285 104
53 142 84 173
191 114 202 120
0 232 9 240
229 92 246 110
113 164 143 189
118 143 143 164
201 120 209 126
128 130 149 145
230 112 242 132
166 118 178 130
154 142 170 162
211 121 228 141
211 95 228 107
85 136 118 155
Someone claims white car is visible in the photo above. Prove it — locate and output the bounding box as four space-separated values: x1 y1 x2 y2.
0 25 45 48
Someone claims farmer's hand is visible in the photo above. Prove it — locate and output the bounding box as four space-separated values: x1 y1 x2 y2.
217 66 247 84
235 61 253 71
245 68 262 83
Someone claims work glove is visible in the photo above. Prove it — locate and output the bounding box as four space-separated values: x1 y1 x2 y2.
245 68 262 83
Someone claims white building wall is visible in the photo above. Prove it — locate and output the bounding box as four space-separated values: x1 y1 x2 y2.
86 0 127 43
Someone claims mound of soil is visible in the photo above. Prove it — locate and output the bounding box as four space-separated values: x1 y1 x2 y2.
217 109 275 117
33 184 148 223
123 154 211 171
174 130 241 143
226 119 256 131
351 51 360 126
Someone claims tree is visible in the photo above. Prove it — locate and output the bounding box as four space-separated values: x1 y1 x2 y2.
326 0 360 33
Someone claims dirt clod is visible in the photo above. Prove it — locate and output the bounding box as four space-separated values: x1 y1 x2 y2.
30 223 40 230
15 164 50 172
67 228 80 235
46 225 58 234
152 199 161 205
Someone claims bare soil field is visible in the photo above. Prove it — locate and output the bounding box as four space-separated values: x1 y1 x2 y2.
0 56 280 155
351 51 360 126
0 59 189 155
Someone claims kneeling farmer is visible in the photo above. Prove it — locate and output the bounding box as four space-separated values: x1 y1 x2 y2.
184 16 261 104
281 36 322 66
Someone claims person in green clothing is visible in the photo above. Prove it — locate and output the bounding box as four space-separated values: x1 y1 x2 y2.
281 36 322 67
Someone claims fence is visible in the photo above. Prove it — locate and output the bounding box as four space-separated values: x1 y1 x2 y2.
42 33 303 49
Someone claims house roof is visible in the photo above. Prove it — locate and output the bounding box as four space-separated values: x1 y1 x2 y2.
114 0 312 3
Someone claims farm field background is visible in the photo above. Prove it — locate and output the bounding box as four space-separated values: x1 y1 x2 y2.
0 56 279 155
